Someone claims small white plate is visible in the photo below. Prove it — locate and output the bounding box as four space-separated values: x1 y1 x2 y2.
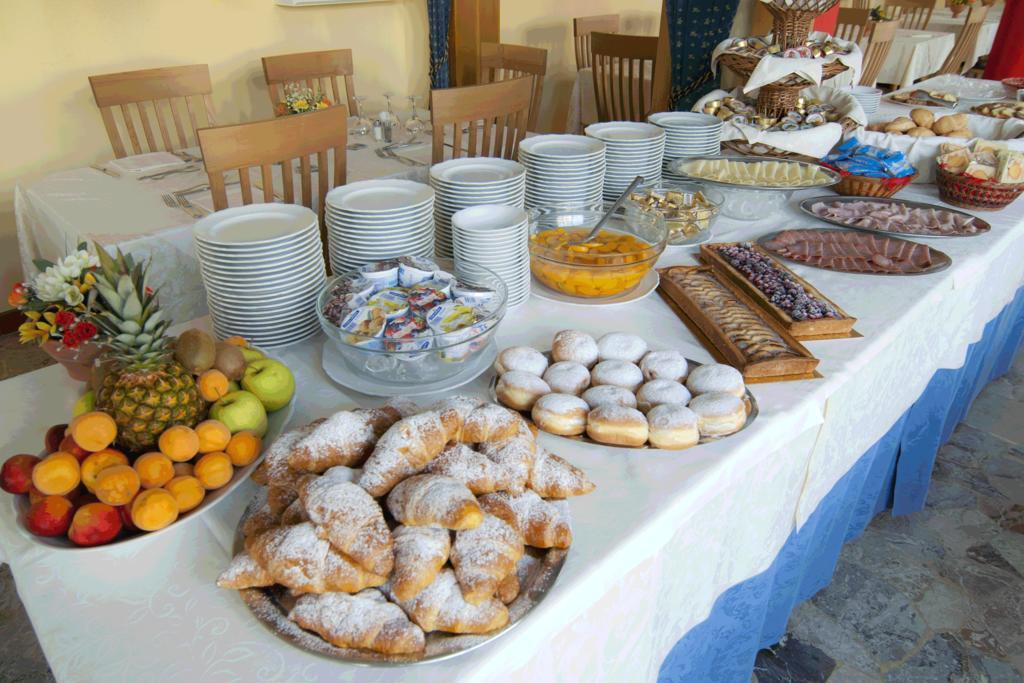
530 269 659 306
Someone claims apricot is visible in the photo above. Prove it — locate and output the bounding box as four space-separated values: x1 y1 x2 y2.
31 452 81 496
225 431 262 467
68 411 117 452
94 465 141 506
131 489 179 531
172 462 194 477
134 452 175 489
80 449 129 492
1 454 40 494
59 434 91 461
25 495 74 536
194 452 233 490
195 420 231 453
27 484 45 506
44 424 68 454
223 336 248 348
69 502 122 546
197 369 230 402
164 476 206 513
158 425 200 462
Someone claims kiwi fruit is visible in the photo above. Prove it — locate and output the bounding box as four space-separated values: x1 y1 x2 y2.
175 329 217 374
214 342 247 381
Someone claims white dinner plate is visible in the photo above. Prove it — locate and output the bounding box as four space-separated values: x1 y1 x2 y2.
429 158 526 185
519 134 605 158
649 112 723 128
325 179 434 213
193 205 318 246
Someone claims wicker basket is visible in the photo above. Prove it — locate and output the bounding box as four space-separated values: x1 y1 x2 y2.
824 166 918 198
936 166 1024 211
766 1 840 50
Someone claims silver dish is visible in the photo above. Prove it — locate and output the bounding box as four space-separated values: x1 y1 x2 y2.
799 196 991 238
665 154 842 192
757 228 953 276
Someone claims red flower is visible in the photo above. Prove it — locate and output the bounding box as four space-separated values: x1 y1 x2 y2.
75 321 97 342
62 328 80 349
7 283 27 308
55 310 76 328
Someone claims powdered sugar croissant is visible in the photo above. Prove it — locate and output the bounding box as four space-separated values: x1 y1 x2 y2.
450 514 524 604
386 474 483 530
478 490 572 549
359 409 465 496
528 449 595 498
289 407 402 474
426 443 518 494
289 589 425 655
389 568 508 634
390 525 451 602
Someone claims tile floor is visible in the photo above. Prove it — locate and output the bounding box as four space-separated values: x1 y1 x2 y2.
0 336 1021 682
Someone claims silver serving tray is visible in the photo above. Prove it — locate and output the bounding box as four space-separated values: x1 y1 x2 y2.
799 196 991 238
756 227 953 276
489 352 759 450
233 490 568 666
665 154 842 192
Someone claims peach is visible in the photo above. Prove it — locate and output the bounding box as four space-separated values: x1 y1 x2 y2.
223 336 248 348
172 462 194 477
195 419 231 454
69 502 122 546
31 452 81 496
164 476 206 513
131 489 179 531
94 465 140 507
158 425 200 462
27 484 45 506
44 424 68 453
80 449 129 492
59 435 91 462
225 431 262 467
25 495 74 536
117 504 138 532
197 369 230 402
194 452 233 490
1 454 40 494
134 452 174 489
68 411 117 452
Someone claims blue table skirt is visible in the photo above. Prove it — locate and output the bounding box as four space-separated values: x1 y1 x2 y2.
659 287 1024 683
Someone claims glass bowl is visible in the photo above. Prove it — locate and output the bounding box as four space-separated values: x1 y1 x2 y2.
717 186 793 221
317 259 507 385
528 203 667 299
628 182 724 245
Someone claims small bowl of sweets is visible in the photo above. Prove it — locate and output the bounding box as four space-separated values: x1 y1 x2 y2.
628 182 724 246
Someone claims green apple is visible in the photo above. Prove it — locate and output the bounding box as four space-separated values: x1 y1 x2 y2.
72 391 95 418
210 391 268 437
227 380 241 393
242 359 295 412
239 347 265 364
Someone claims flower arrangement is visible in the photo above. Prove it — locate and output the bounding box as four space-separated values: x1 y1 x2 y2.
10 244 100 348
274 83 331 116
869 5 898 21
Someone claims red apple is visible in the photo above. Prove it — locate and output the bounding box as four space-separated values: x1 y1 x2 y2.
44 424 68 454
24 495 74 536
27 484 45 505
1 454 40 494
68 502 122 546
59 435 91 462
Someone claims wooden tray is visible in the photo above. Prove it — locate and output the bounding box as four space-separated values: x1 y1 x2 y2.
657 265 820 382
698 242 857 339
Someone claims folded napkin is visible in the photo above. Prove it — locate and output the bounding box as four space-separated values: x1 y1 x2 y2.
712 32 863 93
109 151 187 175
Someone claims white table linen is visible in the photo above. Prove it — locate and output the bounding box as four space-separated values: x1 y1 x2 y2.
875 29 956 89
711 33 863 92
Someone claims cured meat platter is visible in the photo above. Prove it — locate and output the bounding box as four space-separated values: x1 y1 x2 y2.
757 228 953 276
799 196 991 238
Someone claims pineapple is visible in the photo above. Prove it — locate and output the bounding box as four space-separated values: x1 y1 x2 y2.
90 245 204 452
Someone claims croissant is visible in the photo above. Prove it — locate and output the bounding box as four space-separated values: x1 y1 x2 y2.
359 409 464 496
426 443 518 494
477 420 536 493
280 497 308 526
242 499 281 540
216 551 274 589
298 467 394 576
246 522 387 594
258 419 324 514
459 404 522 444
497 572 520 605
478 490 573 549
386 474 483 530
427 395 484 424
289 589 425 655
288 407 401 474
390 525 451 602
528 449 596 498
450 513 524 604
390 568 508 634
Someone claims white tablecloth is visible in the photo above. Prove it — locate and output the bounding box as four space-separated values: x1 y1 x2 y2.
875 29 957 88
3 93 1024 681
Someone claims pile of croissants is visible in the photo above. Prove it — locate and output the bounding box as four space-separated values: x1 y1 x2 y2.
217 395 595 657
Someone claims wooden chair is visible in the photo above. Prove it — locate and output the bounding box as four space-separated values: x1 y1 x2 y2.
850 0 870 9
573 14 620 71
937 4 991 75
590 32 661 123
479 42 547 132
835 8 872 44
859 19 899 86
429 77 533 164
89 65 216 158
886 0 935 31
262 49 358 117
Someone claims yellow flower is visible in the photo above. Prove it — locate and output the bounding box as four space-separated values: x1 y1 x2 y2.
316 101 328 109
24 310 41 322
294 99 308 110
18 321 49 345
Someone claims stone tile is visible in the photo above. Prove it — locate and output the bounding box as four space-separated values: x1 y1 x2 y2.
842 528 936 603
788 602 881 677
990 529 1024 577
753 637 836 683
966 543 1021 579
964 383 1024 446
826 665 880 683
913 579 971 633
968 653 1023 683
883 634 967 683
921 509 1001 558
925 478 977 511
983 453 1024 504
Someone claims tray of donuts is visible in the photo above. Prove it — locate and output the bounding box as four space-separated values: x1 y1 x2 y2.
217 396 595 664
491 330 757 449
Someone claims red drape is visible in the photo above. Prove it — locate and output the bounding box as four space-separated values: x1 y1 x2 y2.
813 5 840 34
983 0 1024 79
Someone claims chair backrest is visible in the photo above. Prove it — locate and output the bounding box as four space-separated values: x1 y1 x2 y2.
479 42 548 132
938 4 991 75
262 49 358 117
886 0 935 30
590 32 660 123
429 77 533 164
850 0 870 9
858 19 899 86
89 64 216 158
836 8 872 43
573 14 620 71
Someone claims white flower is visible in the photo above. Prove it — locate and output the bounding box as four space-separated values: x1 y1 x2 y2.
57 258 80 280
33 269 67 301
62 284 83 307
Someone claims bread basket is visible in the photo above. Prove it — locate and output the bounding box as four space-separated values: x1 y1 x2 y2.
824 166 919 199
936 165 1024 211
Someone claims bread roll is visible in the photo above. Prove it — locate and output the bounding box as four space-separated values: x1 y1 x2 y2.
907 127 936 137
945 129 972 139
910 108 934 128
885 116 915 133
933 113 967 136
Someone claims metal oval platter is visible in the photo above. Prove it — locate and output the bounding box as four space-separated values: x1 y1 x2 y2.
799 196 991 238
665 155 842 191
757 228 952 276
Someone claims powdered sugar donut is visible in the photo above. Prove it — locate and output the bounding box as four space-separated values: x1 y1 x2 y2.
496 371 551 411
542 361 591 396
640 350 689 382
688 392 746 436
495 346 548 377
590 360 644 393
646 404 699 449
581 384 637 411
585 405 649 447
531 393 589 436
635 379 692 413
685 363 745 398
551 330 599 368
597 332 649 363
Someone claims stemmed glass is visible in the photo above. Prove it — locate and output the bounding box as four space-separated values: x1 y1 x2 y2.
383 92 402 128
350 95 372 136
404 95 426 135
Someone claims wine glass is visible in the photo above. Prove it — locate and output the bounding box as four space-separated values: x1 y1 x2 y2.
404 95 426 135
383 92 402 128
350 96 372 136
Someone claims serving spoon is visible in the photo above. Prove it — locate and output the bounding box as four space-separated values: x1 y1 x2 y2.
566 175 645 246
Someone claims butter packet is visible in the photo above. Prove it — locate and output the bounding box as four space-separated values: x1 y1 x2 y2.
995 150 1024 184
938 149 971 174
973 139 1007 155
963 161 997 181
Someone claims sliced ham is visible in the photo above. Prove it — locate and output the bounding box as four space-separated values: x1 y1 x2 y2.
762 229 939 275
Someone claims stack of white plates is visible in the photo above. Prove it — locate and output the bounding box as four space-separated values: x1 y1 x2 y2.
451 205 530 307
648 112 723 159
193 204 325 348
429 158 526 258
849 85 881 115
585 122 666 199
518 135 606 209
324 179 435 272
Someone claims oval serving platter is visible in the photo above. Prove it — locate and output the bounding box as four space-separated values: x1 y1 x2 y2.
799 196 991 238
665 154 842 192
756 227 952 276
